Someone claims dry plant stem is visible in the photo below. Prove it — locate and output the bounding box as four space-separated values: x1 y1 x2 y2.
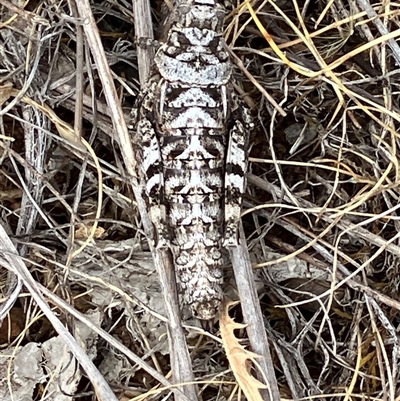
70 0 84 140
1 109 49 320
133 0 154 86
15 106 50 260
0 0 47 25
226 46 286 117
247 174 400 258
246 178 400 316
356 0 400 66
368 297 398 396
0 15 48 319
229 226 280 401
352 6 381 62
244 198 400 314
74 1 197 400
66 0 85 265
0 274 21 324
0 224 119 401
156 251 195 387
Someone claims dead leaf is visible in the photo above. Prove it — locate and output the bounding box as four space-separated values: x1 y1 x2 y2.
220 300 268 401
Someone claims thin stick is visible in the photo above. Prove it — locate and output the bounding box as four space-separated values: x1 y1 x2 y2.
229 226 280 401
133 0 154 86
227 45 287 117
247 173 400 259
356 0 400 66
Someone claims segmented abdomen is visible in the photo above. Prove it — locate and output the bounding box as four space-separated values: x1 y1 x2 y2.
159 85 228 319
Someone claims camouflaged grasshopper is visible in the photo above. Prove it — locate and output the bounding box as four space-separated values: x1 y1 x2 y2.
132 0 252 319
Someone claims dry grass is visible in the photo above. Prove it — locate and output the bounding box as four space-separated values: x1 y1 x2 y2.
1 0 400 400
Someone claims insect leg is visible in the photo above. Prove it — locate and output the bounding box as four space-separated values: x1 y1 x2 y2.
133 104 169 249
223 123 246 246
223 101 252 247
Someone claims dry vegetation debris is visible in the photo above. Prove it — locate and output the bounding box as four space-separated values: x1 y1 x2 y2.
1 0 400 400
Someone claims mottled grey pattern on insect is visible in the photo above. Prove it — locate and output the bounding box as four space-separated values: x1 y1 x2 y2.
131 0 253 319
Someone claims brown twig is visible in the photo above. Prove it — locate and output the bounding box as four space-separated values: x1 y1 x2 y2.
133 0 155 86
229 227 280 401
